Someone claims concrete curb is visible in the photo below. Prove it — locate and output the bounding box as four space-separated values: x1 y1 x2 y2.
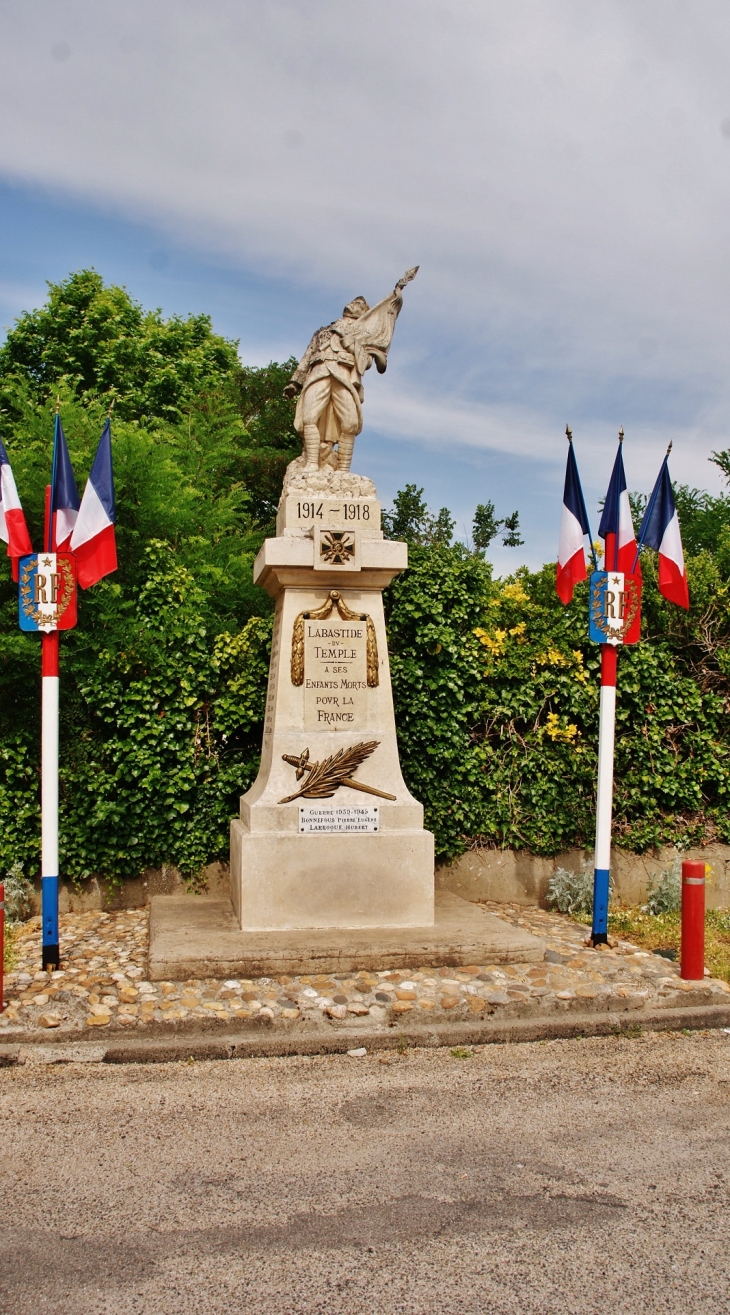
4 983 718 1048
2 1002 730 1065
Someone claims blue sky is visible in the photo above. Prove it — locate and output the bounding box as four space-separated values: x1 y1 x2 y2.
1 2 730 573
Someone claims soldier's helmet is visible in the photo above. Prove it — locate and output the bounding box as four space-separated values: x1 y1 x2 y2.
343 296 369 318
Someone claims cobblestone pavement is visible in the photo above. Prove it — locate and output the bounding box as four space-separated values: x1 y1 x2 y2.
3 902 729 1037
2 1032 730 1314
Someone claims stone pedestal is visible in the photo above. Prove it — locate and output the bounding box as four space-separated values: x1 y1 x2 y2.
230 472 435 931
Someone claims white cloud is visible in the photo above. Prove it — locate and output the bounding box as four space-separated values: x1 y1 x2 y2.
366 383 726 494
366 390 552 461
0 0 729 533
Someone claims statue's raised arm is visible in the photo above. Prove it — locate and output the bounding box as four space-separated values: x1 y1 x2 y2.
284 267 418 474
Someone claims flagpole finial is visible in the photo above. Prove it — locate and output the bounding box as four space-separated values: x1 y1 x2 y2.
667 439 673 455
618 426 624 444
565 424 572 443
107 396 115 418
55 395 60 415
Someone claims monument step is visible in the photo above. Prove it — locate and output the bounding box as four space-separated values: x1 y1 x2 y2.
148 889 545 982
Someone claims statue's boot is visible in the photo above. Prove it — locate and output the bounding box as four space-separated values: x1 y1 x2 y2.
337 433 355 471
303 425 320 471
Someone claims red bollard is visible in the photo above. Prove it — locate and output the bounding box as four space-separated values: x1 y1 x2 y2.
0 882 4 1012
681 860 706 980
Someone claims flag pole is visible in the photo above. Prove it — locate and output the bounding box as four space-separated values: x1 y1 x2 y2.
592 642 617 944
591 426 624 946
631 441 673 574
41 480 60 971
566 425 599 571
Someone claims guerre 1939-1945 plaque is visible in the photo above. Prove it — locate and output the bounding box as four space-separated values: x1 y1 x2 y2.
229 269 434 933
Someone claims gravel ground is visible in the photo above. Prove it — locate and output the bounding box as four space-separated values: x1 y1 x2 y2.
1 1030 730 1313
3 904 729 1039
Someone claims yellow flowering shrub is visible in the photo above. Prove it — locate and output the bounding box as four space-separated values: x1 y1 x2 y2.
474 626 507 657
544 712 579 743
499 582 530 605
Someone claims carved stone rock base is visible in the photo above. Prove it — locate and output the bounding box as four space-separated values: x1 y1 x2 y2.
281 455 377 499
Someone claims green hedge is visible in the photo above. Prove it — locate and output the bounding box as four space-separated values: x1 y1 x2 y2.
388 547 730 859
4 511 729 876
3 271 730 878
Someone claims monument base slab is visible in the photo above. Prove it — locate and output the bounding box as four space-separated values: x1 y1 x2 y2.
230 820 434 930
148 889 545 981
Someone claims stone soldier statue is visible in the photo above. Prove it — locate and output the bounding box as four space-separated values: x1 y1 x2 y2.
284 267 418 473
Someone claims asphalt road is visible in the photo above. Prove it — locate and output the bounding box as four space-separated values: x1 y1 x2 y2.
1 1031 730 1314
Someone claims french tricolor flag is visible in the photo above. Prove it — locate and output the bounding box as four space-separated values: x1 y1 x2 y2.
638 452 689 609
598 434 640 575
0 437 33 579
50 414 80 550
70 419 117 589
556 431 592 604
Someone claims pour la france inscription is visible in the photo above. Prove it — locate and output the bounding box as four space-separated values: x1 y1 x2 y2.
303 614 368 729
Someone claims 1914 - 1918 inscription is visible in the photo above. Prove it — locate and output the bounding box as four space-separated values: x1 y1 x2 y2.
304 616 367 729
295 499 374 523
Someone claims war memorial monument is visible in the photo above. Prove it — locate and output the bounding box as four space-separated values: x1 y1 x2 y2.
149 270 541 978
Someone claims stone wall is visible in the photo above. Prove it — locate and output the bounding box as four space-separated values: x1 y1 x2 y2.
27 846 730 913
28 862 230 914
436 845 730 909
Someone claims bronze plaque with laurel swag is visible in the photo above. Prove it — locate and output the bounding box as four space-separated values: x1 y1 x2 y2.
291 590 379 732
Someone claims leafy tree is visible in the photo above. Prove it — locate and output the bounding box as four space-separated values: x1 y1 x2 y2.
473 500 523 551
0 269 241 424
0 272 300 879
501 511 524 548
432 507 456 545
382 484 456 545
382 484 434 543
230 360 301 524
0 271 301 532
387 541 730 858
671 485 730 557
385 486 520 551
472 501 501 551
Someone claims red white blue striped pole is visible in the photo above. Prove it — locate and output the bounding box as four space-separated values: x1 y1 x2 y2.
0 881 5 1011
41 630 60 969
41 484 60 970
591 428 634 946
592 643 617 944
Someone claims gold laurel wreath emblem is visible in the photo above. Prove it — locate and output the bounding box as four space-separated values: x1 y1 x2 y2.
19 556 75 628
291 589 379 687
